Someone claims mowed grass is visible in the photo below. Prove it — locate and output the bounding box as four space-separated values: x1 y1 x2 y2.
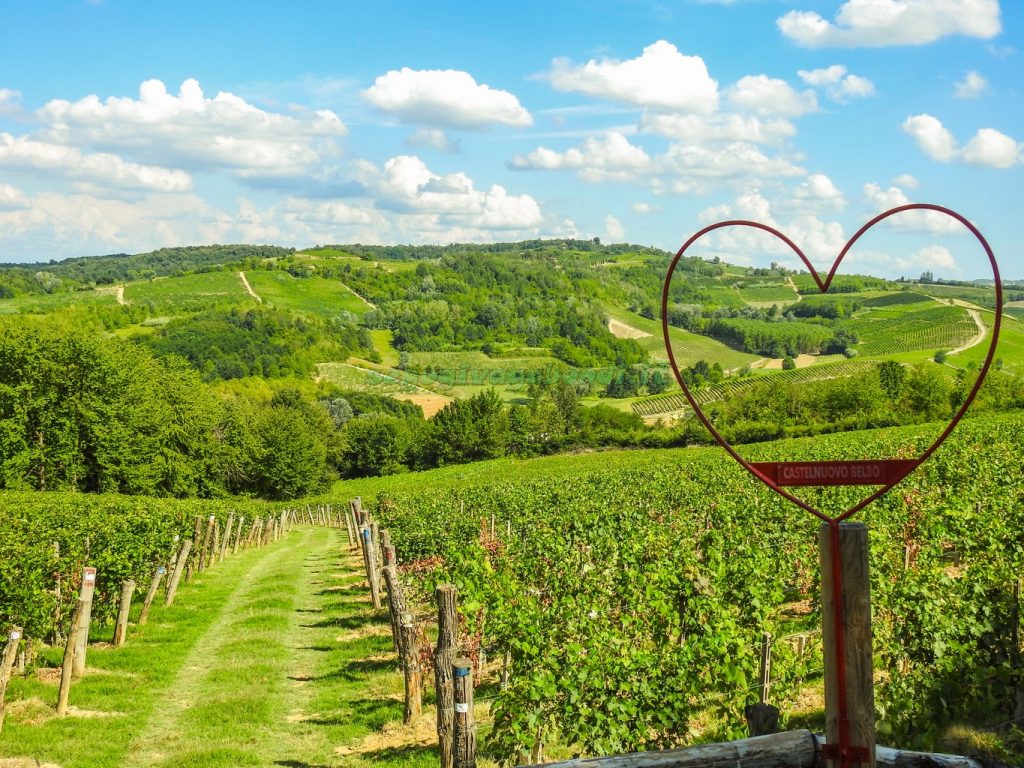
124 271 255 313
244 270 373 317
0 288 119 315
0 526 437 768
372 329 401 367
606 307 759 370
948 309 1024 374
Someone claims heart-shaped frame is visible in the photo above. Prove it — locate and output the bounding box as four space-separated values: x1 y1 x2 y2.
661 203 1002 523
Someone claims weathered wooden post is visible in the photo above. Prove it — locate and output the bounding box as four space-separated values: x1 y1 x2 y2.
186 515 203 582
57 600 83 716
72 567 96 677
220 513 234 562
209 522 220 568
138 565 166 625
197 514 215 573
759 631 772 703
436 585 458 768
165 535 181 584
819 522 875 768
401 611 422 723
112 579 136 647
164 539 193 607
362 526 382 609
0 626 23 734
453 658 476 768
345 508 355 547
381 540 405 654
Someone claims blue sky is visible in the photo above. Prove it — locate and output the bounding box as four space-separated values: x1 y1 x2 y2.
0 0 1020 280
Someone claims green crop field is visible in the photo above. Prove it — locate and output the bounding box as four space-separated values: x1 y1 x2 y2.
847 303 978 356
606 307 760 370
316 361 423 394
243 270 372 317
735 284 799 305
123 271 255 314
631 359 877 417
0 287 119 315
948 310 1024 374
329 412 1024 759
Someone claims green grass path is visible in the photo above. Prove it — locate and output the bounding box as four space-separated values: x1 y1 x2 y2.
0 527 436 768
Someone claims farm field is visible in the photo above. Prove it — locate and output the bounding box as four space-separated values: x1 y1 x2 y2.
2 416 1022 765
0 524 438 768
243 270 373 317
0 287 119 315
342 411 1024 760
631 359 877 417
371 329 401 367
123 271 256 314
605 307 759 370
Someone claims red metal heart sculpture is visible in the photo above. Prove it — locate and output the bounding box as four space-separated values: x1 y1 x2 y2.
661 203 1003 523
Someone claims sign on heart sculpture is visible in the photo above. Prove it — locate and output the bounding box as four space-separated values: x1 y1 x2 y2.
661 203 1003 524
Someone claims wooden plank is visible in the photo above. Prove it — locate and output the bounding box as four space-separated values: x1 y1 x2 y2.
819 522 875 768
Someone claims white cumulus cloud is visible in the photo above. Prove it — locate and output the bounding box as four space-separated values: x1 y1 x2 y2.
0 183 29 211
727 75 818 117
793 173 846 211
363 68 532 129
902 114 958 162
903 114 1021 168
863 182 965 233
631 202 662 215
892 173 918 189
37 78 347 182
797 65 876 102
778 0 1001 48
0 133 192 192
640 112 795 145
509 132 652 182
545 40 719 113
954 71 989 98
603 215 625 241
406 127 460 153
377 154 543 230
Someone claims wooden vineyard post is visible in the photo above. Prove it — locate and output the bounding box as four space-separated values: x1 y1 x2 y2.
200 515 216 570
209 522 220 568
759 631 772 703
453 658 476 768
362 526 382 609
57 600 83 716
400 611 422 723
138 565 166 625
819 522 875 768
745 631 779 736
165 539 193 606
233 516 244 555
435 585 458 768
72 567 96 677
0 626 23 734
220 513 234 562
381 540 406 654
112 579 136 647
166 535 181 581
186 515 203 582
345 508 355 547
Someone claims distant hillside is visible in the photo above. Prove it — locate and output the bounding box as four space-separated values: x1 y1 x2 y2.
0 244 294 294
